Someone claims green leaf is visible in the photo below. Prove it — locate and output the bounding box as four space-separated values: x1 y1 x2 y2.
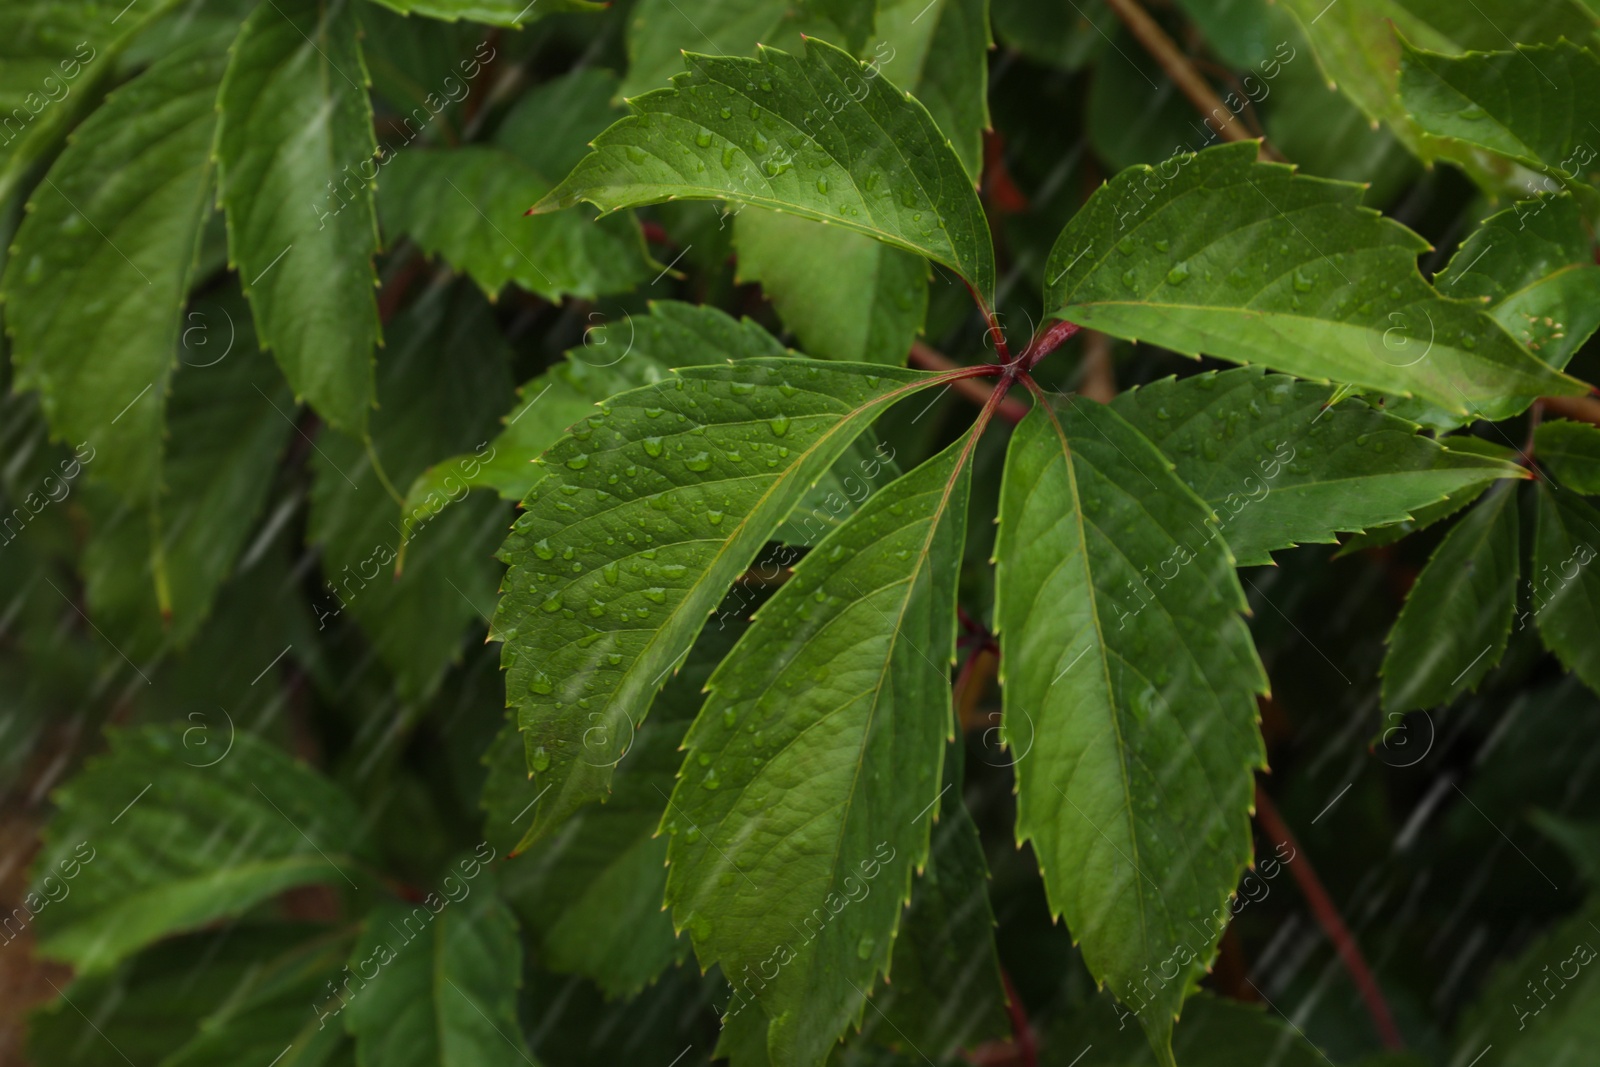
32 725 369 974
664 432 974 1067
27 927 350 1067
216 0 381 435
362 0 602 27
870 0 992 179
2 33 227 502
1381 482 1519 713
1333 476 1495 556
1387 194 1600 428
400 301 788 542
1280 0 1597 161
735 207 927 365
379 145 655 301
858 746 1008 1060
0 0 188 203
1110 368 1525 565
1399 38 1600 199
1530 810 1600 884
1533 483 1600 695
81 292 295 658
536 38 997 305
495 624 740 996
343 869 533 1067
493 359 941 847
309 281 512 699
162 932 356 1067
994 394 1267 1064
1043 142 1587 415
1452 895 1600 1067
619 0 867 100
497 67 627 181
1438 195 1600 376
1049 993 1338 1066
1538 420 1600 495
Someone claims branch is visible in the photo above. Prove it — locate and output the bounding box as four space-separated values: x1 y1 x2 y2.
1253 783 1405 1051
1100 0 1284 161
908 341 1030 424
1541 393 1600 428
1077 329 1117 403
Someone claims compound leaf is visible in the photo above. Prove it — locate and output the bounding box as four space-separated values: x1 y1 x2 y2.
535 38 996 305
664 432 975 1067
995 394 1267 1065
1381 482 1519 713
1044 142 1586 415
31 726 369 975
494 359 941 846
1111 368 1525 565
1533 483 1600 696
217 0 381 435
2 33 227 502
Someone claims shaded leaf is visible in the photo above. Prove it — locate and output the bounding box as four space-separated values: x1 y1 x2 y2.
2 32 227 502
80 293 294 659
497 66 627 180
493 359 940 846
1399 38 1600 201
342 869 532 1067
1381 482 1519 713
536 38 996 305
664 433 975 1067
216 0 380 434
401 302 787 541
1538 420 1600 495
859 745 1008 1061
1110 368 1524 565
1043 142 1586 415
27 927 351 1067
379 145 655 301
1280 0 1596 162
994 394 1267 1064
308 281 513 699
619 0 867 100
0 0 178 202
735 207 927 365
870 0 992 179
494 624 741 996
1452 895 1600 1067
363 0 601 26
1533 483 1600 696
31 726 369 974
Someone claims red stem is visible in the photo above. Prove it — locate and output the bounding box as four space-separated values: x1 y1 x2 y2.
1000 969 1037 1067
1254 784 1405 1051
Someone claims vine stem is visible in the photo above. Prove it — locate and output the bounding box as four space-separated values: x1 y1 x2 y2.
1541 392 1600 427
1253 783 1406 1051
908 341 1030 424
1100 0 1283 161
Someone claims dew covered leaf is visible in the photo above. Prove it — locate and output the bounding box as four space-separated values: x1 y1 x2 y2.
494 359 942 847
1111 368 1525 565
535 38 996 304
663 432 974 1067
995 394 1267 1064
1044 142 1587 415
1533 483 1600 697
